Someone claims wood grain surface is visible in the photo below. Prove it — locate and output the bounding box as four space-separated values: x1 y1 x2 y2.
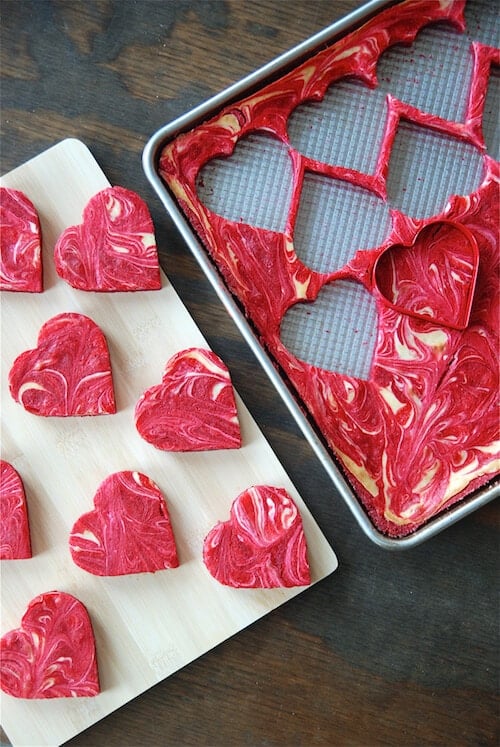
0 138 337 746
1 1 498 746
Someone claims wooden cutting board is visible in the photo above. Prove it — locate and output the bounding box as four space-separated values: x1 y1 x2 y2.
0 139 338 747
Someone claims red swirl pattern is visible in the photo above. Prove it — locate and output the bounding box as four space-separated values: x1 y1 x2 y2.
0 461 32 560
0 591 100 698
8 312 116 416
54 186 161 291
69 471 179 576
135 347 241 451
0 187 42 293
159 0 499 535
203 485 310 588
374 221 479 329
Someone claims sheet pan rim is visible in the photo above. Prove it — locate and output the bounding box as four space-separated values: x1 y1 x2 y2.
142 0 499 549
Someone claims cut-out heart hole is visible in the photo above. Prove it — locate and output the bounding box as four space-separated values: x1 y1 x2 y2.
386 122 484 219
280 280 379 380
69 471 179 576
0 187 42 293
203 485 310 588
54 186 161 292
293 172 391 274
376 24 474 123
135 347 241 451
0 460 32 560
483 64 500 160
374 220 479 330
0 591 100 698
288 78 386 175
8 312 116 416
196 132 293 232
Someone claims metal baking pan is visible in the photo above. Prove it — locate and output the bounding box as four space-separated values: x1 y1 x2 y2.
143 0 499 549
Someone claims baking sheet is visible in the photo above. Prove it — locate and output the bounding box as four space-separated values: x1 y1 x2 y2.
0 138 338 747
143 0 499 548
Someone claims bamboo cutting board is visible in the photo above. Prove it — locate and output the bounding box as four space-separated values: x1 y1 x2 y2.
0 139 338 746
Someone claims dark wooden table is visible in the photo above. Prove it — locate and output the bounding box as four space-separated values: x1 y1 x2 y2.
1 1 498 745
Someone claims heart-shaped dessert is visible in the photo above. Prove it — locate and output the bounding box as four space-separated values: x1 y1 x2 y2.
0 187 42 292
69 471 179 576
135 347 241 451
0 591 100 698
0 461 32 560
203 485 310 588
54 186 161 291
374 220 479 329
9 312 116 416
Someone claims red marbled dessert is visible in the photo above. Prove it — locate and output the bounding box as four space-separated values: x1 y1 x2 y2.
203 485 310 588
135 347 241 451
9 312 116 416
0 591 100 698
159 0 499 536
54 186 161 291
0 461 32 560
0 187 42 292
69 470 179 576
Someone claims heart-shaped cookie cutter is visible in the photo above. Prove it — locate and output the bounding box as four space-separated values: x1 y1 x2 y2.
373 219 479 330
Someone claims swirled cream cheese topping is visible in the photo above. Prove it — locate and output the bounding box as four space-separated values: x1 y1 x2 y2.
0 591 100 698
203 485 310 588
69 471 179 576
160 0 499 535
54 186 161 291
0 187 42 292
0 461 32 560
8 312 116 416
135 347 241 451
